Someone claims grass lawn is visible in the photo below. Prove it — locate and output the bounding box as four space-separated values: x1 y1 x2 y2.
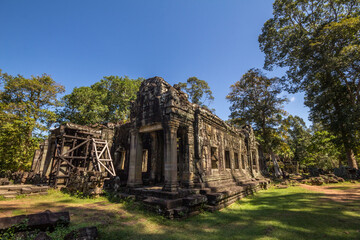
1 183 360 240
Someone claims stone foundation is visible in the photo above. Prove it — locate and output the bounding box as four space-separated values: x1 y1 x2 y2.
0 184 49 199
111 177 270 218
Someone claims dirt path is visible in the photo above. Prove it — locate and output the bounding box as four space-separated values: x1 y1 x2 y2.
300 183 360 202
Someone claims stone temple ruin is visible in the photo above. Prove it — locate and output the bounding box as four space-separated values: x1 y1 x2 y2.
29 76 270 218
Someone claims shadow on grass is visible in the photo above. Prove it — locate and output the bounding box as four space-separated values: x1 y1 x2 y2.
25 188 360 240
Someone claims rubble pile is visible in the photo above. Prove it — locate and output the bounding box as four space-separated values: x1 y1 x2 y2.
11 171 47 185
65 168 108 196
301 174 345 185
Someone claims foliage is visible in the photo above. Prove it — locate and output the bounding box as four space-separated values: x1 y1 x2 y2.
227 68 288 153
0 70 64 171
305 124 341 170
58 76 143 125
259 0 360 168
177 77 214 108
279 115 311 165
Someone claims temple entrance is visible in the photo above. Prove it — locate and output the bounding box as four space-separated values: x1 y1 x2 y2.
177 127 187 186
141 131 164 185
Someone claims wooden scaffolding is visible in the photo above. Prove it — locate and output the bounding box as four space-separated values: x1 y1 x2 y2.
48 123 115 187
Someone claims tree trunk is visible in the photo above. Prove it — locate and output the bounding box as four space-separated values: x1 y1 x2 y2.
345 147 358 169
341 128 358 169
270 151 282 177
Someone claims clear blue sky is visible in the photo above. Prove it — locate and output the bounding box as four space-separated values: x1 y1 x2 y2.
0 0 310 126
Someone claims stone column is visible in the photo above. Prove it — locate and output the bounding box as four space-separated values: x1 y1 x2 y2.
181 125 194 188
149 132 158 183
163 122 179 192
127 129 143 187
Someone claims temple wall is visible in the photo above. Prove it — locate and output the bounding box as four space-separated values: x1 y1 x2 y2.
194 108 262 186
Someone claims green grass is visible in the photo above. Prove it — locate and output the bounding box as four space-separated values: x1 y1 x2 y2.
1 185 360 240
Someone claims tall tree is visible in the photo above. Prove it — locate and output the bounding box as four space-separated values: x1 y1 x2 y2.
227 68 288 153
259 0 360 168
177 77 214 108
227 68 288 176
58 76 143 125
280 115 311 172
0 70 64 171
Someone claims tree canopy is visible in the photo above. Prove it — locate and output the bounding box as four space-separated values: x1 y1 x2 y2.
259 0 360 169
177 77 214 108
227 68 288 153
0 70 64 171
58 76 143 125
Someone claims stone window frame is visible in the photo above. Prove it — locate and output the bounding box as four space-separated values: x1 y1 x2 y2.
224 150 231 169
234 152 240 169
241 154 246 169
210 146 219 171
252 151 257 165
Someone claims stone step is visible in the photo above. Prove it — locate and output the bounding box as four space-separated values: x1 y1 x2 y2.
206 185 253 205
129 188 183 200
173 206 189 218
0 184 33 191
3 195 17 199
205 179 237 187
0 190 18 196
188 188 201 194
199 188 212 195
182 194 207 207
0 185 49 197
142 197 183 209
209 182 239 191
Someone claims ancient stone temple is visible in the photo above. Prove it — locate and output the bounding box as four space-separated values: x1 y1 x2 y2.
111 77 270 217
31 76 269 218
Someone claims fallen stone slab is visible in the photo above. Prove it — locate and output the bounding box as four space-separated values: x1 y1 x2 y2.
64 226 98 240
34 231 52 240
0 210 70 233
0 178 10 185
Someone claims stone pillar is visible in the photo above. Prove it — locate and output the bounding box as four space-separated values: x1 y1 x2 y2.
150 132 158 183
181 125 194 188
127 129 143 187
163 122 179 192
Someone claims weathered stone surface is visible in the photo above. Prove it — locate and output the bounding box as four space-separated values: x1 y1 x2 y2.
30 76 271 218
34 232 53 240
0 210 70 232
0 178 9 185
64 226 98 240
109 77 271 217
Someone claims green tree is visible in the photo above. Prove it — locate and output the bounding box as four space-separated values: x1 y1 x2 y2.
227 68 288 153
227 68 288 176
177 77 214 108
58 76 143 125
259 0 360 169
280 115 311 171
0 70 64 171
305 124 341 170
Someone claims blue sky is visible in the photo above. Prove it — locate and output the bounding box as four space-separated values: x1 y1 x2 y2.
0 0 310 126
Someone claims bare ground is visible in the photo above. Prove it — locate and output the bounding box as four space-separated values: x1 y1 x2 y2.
300 183 360 202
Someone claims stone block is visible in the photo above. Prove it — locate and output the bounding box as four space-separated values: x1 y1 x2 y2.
0 210 70 232
21 187 33 194
64 226 98 240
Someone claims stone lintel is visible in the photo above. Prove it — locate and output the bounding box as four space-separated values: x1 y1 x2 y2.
139 123 163 133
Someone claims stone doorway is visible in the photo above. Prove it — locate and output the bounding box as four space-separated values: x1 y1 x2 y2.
177 127 187 186
141 131 164 186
